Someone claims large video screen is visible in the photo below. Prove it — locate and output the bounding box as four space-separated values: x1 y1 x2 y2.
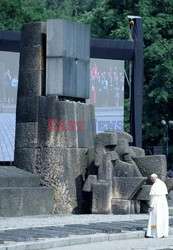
0 51 19 162
88 58 124 133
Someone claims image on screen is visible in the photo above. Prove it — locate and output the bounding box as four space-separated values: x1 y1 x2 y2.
0 51 19 162
88 58 125 133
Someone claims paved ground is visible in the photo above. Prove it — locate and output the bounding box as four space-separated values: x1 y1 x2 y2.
0 214 173 249
0 214 149 231
52 235 173 250
0 113 15 162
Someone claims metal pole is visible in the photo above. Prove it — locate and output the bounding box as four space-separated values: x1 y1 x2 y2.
166 125 168 160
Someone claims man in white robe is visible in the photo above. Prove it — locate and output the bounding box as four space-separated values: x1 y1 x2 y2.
146 173 169 238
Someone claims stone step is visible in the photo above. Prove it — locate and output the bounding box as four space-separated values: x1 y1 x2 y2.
0 187 54 217
0 166 40 187
169 207 173 216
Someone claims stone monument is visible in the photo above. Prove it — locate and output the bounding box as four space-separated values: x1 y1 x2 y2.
1 19 172 217
83 131 173 214
14 20 95 214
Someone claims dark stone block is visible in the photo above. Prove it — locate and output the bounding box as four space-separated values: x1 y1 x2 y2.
98 151 119 180
0 166 40 187
76 102 95 148
83 175 97 192
165 178 173 192
18 71 44 97
134 155 167 184
16 97 38 123
112 177 147 199
94 143 106 167
113 160 139 177
130 146 145 157
112 199 136 215
92 180 112 214
15 122 37 148
14 148 37 173
38 97 78 148
0 187 54 217
134 185 152 201
95 132 118 146
21 22 46 47
19 46 45 72
35 147 88 213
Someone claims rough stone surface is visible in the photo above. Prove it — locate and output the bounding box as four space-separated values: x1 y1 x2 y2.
14 148 37 173
16 96 38 123
95 132 118 146
98 152 118 180
113 160 141 177
115 139 130 155
94 144 106 167
19 46 45 72
21 22 46 47
134 185 152 201
18 71 44 97
165 178 173 193
0 166 40 187
116 131 133 143
92 181 112 214
83 175 97 192
168 190 173 206
112 177 147 199
112 199 135 214
15 122 38 148
76 102 95 148
134 155 167 184
0 187 54 217
38 97 78 148
35 147 89 213
130 147 145 158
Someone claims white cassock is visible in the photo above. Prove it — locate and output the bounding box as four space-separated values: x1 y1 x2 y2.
146 178 169 238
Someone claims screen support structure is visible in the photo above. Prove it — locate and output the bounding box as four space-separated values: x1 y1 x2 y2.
128 16 143 148
0 17 143 147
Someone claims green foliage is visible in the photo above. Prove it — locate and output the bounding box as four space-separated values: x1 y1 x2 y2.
0 0 173 148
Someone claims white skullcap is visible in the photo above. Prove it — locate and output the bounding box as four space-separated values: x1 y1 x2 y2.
151 173 158 178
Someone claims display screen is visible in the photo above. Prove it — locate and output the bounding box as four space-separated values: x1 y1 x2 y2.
88 58 125 133
0 51 19 162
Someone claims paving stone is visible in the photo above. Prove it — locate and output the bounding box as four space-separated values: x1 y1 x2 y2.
0 234 34 241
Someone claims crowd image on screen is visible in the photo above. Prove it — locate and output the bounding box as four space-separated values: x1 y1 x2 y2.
89 62 124 107
0 62 18 105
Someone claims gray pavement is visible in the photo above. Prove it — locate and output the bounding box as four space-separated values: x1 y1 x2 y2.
50 235 173 250
0 214 173 250
0 113 15 161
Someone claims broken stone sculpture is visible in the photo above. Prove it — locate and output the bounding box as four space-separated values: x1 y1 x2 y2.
83 131 173 214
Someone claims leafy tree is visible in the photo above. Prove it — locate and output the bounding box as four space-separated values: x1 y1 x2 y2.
0 0 173 151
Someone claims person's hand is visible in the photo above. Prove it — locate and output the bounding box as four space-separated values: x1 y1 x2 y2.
148 207 153 213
